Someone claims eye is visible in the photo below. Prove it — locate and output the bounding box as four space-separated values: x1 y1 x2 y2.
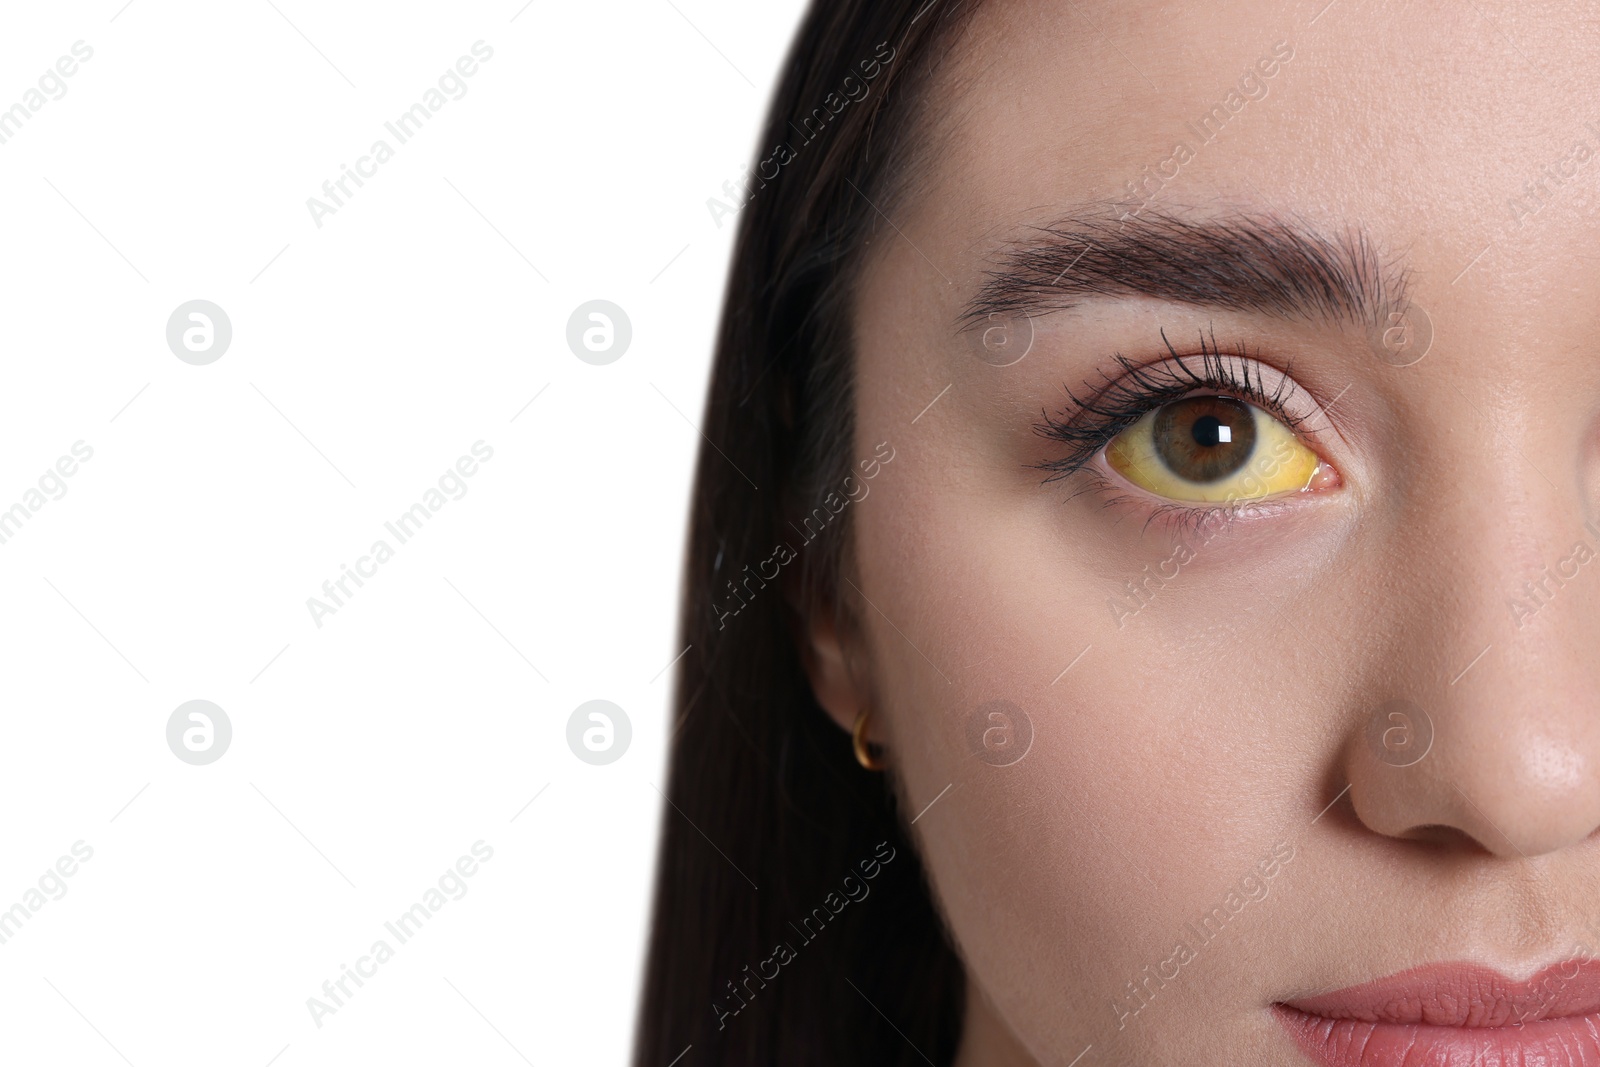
1104 394 1324 503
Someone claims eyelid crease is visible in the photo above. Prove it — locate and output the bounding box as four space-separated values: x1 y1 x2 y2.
1031 325 1330 483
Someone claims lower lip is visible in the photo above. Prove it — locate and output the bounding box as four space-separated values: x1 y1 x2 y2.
1276 1005 1600 1067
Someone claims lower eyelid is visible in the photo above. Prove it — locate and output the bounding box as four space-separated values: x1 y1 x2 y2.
1066 466 1299 539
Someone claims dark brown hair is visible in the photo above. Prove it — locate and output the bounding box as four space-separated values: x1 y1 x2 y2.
633 2 982 1065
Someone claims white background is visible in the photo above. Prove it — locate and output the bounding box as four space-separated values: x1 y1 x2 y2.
0 1 805 1063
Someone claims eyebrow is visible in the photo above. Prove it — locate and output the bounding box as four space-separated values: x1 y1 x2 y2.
959 209 1410 331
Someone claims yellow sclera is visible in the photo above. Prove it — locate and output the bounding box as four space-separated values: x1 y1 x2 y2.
1104 399 1320 503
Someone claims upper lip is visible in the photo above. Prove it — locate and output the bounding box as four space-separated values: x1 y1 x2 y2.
1280 961 1600 1027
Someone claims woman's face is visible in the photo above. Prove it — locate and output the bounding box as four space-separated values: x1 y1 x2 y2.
823 0 1600 1063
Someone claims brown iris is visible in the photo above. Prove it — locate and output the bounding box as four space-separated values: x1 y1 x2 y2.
1150 396 1258 483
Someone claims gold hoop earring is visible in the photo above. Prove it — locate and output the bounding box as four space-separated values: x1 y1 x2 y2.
853 708 887 771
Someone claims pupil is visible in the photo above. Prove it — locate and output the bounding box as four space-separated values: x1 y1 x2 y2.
1192 415 1226 447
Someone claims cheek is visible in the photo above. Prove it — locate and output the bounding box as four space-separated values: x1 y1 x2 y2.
852 427 1303 1051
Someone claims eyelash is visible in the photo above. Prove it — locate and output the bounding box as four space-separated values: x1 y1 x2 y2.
1033 328 1321 525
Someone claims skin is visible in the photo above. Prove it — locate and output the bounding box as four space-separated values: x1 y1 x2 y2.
802 1 1600 1064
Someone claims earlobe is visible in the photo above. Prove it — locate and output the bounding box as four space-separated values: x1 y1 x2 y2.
851 706 887 771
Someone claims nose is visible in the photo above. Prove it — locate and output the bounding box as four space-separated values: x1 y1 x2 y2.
1345 685 1600 857
1340 497 1600 859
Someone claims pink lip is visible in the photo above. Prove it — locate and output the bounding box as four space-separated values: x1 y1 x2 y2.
1276 961 1600 1067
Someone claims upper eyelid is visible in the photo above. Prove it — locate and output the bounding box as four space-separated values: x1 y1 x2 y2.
1142 356 1324 428
1085 342 1317 426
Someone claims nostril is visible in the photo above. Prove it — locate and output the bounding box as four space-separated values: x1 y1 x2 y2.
1399 823 1483 850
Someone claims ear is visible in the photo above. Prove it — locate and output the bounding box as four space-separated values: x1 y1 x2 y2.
799 602 871 741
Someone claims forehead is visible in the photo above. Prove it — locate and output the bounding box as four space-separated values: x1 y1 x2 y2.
911 0 1600 293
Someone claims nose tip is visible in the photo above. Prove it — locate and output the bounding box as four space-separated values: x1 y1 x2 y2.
1344 702 1600 858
